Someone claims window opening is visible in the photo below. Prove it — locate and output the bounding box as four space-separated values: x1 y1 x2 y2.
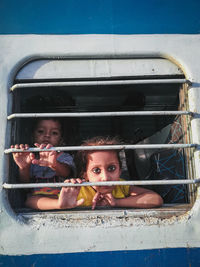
4 57 198 213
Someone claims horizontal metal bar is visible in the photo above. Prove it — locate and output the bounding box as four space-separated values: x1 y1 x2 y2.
7 110 192 120
4 143 197 154
10 79 187 91
3 179 200 189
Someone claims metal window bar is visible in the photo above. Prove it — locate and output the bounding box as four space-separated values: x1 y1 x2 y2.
4 143 197 154
3 179 200 190
7 111 193 120
10 78 188 91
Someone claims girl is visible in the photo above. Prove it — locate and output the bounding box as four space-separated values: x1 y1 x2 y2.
58 136 163 210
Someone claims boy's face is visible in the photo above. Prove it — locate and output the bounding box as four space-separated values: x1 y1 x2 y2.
33 119 62 146
84 151 121 194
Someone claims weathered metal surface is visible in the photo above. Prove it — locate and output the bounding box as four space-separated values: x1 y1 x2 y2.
21 204 193 229
15 58 184 80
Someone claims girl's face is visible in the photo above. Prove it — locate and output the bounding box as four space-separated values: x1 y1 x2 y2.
33 119 62 146
84 151 121 194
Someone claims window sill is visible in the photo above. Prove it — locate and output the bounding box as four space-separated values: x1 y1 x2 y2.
15 204 193 228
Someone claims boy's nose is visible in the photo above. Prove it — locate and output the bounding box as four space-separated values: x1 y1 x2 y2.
44 131 50 137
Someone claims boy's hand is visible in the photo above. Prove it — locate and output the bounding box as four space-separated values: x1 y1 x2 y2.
11 144 32 169
32 143 59 168
58 178 84 209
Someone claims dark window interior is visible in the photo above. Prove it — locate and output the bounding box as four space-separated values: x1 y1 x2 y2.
9 81 189 210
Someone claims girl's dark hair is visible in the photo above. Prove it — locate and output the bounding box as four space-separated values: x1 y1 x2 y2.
75 136 122 178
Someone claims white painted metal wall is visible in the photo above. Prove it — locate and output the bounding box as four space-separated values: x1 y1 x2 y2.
0 35 200 255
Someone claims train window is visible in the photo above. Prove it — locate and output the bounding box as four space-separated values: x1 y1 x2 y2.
4 57 196 217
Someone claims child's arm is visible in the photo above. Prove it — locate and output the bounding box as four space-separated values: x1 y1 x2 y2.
25 179 84 210
32 143 71 177
115 186 163 208
94 186 163 209
11 144 33 183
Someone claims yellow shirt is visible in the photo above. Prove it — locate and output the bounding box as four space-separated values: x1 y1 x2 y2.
77 180 130 207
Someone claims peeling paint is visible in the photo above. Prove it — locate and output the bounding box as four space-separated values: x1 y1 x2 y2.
20 206 192 230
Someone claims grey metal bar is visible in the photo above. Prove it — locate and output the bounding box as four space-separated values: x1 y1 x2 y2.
10 79 187 91
2 179 200 189
4 143 197 154
7 110 192 120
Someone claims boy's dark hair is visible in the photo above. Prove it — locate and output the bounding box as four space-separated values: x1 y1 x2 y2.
75 136 122 178
32 117 63 132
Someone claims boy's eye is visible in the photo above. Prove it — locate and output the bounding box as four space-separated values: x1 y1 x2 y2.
52 131 59 136
107 165 116 172
37 129 44 134
92 167 101 174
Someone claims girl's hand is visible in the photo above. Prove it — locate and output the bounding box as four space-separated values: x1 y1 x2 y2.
11 144 32 169
100 193 117 207
58 178 85 209
92 192 117 209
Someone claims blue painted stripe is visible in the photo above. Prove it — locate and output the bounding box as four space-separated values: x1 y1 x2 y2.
0 0 200 34
1 248 200 267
